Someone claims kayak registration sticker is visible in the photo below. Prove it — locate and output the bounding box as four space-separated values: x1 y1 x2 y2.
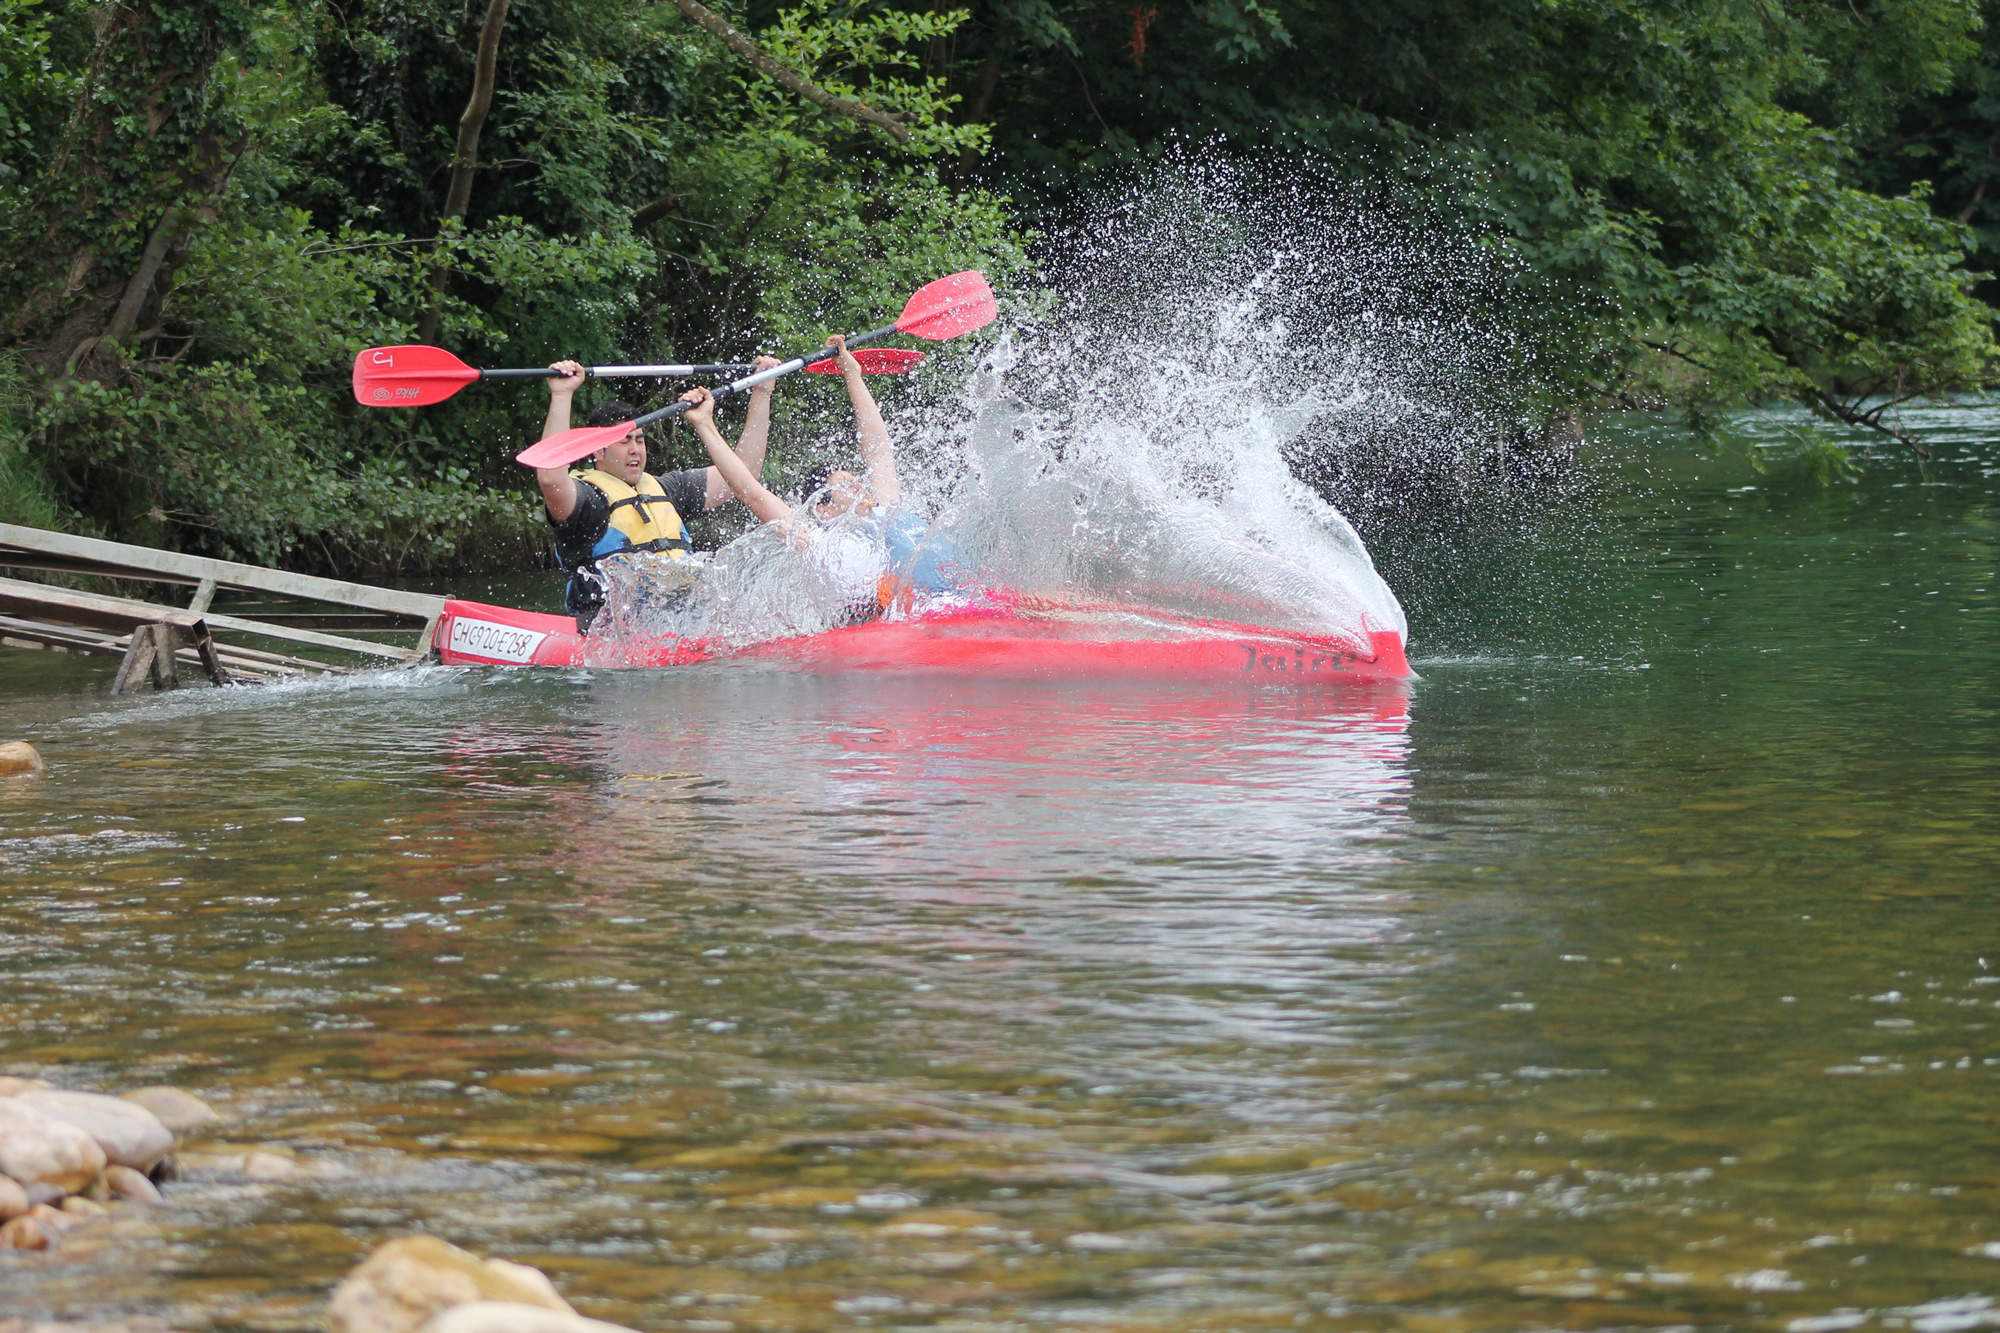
447 616 548 664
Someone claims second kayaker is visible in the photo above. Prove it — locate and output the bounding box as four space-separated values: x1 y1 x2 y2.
678 336 968 618
534 355 780 629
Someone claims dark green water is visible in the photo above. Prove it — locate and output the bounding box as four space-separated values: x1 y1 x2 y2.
0 412 1995 1333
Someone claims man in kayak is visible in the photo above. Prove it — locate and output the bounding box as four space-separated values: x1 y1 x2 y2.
680 336 968 617
534 355 780 627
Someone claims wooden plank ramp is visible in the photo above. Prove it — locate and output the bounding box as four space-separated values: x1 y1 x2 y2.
0 523 449 693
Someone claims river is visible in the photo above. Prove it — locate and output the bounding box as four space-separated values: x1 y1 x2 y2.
1 409 1995 1333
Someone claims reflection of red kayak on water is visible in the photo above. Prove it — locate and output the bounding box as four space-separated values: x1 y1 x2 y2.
431 591 1411 682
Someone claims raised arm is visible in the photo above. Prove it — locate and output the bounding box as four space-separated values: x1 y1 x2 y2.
704 354 781 510
535 360 587 521
830 334 897 508
683 387 793 526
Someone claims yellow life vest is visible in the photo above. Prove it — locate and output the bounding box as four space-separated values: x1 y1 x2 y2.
571 468 690 560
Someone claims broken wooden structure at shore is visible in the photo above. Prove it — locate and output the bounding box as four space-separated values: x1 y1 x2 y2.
0 523 445 693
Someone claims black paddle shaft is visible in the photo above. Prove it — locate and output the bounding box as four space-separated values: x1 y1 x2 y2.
627 323 901 430
474 363 753 382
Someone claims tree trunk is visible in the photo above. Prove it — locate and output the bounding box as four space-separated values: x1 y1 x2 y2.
957 50 1005 172
419 0 511 344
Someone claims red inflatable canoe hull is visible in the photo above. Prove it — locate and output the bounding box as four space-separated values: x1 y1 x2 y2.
430 597 1411 682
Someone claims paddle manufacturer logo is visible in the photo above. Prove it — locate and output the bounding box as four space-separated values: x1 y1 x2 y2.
447 616 547 664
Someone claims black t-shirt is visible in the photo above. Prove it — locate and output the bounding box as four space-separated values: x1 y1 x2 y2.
547 467 709 572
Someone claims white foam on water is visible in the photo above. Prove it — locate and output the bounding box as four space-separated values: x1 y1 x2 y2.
592 152 1545 661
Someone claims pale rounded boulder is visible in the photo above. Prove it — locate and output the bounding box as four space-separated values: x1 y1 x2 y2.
0 741 43 776
120 1085 221 1133
17 1089 175 1171
328 1236 575 1333
105 1163 164 1203
0 1076 52 1096
0 1174 27 1220
421 1303 643 1333
0 1097 109 1193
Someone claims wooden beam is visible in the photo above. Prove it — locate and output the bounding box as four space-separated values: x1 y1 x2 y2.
147 624 180 690
0 612 334 678
0 554 203 585
110 624 159 695
0 614 113 655
0 523 447 619
189 619 232 686
0 576 411 660
208 611 418 631
405 608 444 666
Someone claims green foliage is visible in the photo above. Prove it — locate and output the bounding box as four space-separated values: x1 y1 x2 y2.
655 0 1023 353
1856 0 2000 304
0 0 1028 573
2 0 1993 581
1750 419 1865 485
923 0 1999 449
0 0 81 197
0 353 61 529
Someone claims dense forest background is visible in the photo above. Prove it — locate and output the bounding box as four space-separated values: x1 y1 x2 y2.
2 0 1998 574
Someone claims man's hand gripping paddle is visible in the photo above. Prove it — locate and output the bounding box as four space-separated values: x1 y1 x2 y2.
514 271 995 470
352 346 924 408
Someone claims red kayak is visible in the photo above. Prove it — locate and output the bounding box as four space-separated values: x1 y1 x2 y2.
431 593 1411 682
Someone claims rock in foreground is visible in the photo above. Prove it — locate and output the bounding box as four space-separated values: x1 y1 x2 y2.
0 1076 217 1249
422 1302 643 1333
328 1237 577 1333
0 1099 107 1194
15 1091 174 1172
0 742 44 776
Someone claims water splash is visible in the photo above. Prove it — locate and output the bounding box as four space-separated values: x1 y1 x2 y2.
595 153 1553 661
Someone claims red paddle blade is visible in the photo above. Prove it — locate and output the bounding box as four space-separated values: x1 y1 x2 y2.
804 347 927 374
894 270 996 340
352 345 480 407
515 421 637 470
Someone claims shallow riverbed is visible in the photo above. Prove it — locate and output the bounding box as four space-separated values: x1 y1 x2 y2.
1 411 1996 1333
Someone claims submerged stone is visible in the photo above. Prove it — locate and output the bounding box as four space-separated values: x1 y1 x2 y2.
0 1212 55 1250
420 1304 644 1333
26 1203 75 1232
0 741 43 776
119 1086 221 1133
242 1150 297 1180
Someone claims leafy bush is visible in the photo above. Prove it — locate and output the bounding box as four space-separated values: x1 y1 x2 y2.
0 0 1027 574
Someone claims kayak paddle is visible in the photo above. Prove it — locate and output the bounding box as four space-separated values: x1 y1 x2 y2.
353 345 925 408
515 270 995 470
805 347 926 375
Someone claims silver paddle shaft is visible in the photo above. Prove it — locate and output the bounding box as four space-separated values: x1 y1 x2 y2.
630 323 901 429
477 364 752 381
